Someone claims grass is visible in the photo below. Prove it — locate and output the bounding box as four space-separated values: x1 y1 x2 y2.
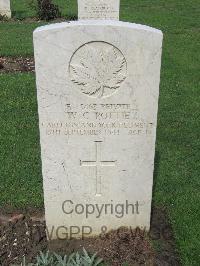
11 0 77 19
11 0 35 19
0 74 43 207
0 22 45 56
154 31 200 264
0 0 200 265
0 1 77 57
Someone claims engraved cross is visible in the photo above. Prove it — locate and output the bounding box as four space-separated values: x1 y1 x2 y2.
80 141 117 196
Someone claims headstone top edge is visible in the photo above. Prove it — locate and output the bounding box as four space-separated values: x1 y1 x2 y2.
34 20 162 36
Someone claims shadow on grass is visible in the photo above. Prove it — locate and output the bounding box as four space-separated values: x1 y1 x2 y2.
152 150 161 195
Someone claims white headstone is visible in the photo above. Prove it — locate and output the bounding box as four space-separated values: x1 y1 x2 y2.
78 0 120 20
0 0 11 18
34 6 163 240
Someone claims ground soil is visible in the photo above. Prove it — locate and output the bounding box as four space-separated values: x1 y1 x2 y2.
0 57 35 73
0 207 181 266
0 17 77 23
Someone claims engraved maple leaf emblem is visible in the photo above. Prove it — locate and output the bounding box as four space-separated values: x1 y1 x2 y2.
70 42 127 98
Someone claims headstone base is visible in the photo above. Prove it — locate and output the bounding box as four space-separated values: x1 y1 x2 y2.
0 10 11 17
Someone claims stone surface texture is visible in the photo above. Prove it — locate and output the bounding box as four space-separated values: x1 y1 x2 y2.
34 20 163 239
78 0 120 20
0 0 11 17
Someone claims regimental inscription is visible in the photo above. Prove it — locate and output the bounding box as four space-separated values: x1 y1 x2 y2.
78 0 120 20
69 42 127 99
42 102 155 137
80 141 117 196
